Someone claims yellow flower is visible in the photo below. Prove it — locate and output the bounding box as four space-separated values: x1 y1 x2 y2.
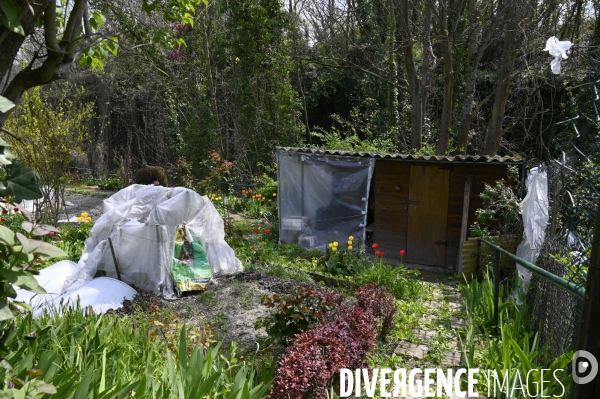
235 57 240 63
328 243 333 248
349 236 354 241
332 247 337 252
77 217 83 223
348 245 353 250
347 240 352 246
333 241 338 247
85 217 91 223
81 212 88 218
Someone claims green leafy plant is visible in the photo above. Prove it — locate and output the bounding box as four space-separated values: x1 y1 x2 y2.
352 261 424 299
255 286 345 346
98 176 124 191
4 88 94 223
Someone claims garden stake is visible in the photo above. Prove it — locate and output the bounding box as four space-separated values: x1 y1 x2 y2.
108 237 123 282
494 249 500 327
475 238 481 279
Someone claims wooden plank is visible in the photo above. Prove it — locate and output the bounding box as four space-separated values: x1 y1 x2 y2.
406 165 450 267
461 237 479 278
456 174 473 275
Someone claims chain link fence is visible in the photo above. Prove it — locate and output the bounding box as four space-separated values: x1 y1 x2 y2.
526 51 600 359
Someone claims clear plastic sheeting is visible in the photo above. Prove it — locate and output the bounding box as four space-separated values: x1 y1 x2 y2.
277 151 374 250
512 167 549 304
65 185 243 298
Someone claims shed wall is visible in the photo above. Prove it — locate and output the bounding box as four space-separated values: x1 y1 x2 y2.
372 161 511 269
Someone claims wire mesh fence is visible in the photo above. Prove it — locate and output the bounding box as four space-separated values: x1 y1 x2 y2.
527 50 600 359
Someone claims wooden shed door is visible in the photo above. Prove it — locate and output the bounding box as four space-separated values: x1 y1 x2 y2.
406 165 450 266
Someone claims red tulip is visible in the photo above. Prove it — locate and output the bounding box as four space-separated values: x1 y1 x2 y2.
2 209 7 215
399 249 405 257
379 251 385 257
49 231 55 237
253 228 260 233
265 228 271 235
371 243 379 250
13 207 18 212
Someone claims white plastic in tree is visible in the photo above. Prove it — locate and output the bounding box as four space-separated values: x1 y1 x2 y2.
544 36 573 74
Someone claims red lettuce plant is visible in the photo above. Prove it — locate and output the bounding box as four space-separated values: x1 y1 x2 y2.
267 306 377 399
355 282 397 342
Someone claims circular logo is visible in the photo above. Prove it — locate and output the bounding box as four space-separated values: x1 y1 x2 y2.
572 350 598 384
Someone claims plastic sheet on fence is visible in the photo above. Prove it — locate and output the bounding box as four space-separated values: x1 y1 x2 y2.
63 185 243 298
512 167 549 304
277 151 374 250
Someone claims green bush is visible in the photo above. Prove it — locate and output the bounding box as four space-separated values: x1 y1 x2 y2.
55 221 93 262
136 166 168 186
98 176 124 190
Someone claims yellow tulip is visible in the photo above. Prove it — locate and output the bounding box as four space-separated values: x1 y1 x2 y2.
349 236 354 241
347 240 352 246
348 245 353 250
85 217 91 222
77 217 83 223
332 247 337 252
81 212 88 218
328 243 333 248
333 241 338 247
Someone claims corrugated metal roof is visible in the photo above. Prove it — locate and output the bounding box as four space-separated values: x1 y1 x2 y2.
277 147 523 163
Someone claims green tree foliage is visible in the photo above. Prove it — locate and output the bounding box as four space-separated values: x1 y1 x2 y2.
4 88 94 223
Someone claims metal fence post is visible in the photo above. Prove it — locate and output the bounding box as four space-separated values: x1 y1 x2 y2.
571 203 600 399
494 249 501 327
475 238 482 279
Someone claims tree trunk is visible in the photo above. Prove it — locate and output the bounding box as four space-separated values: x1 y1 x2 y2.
456 0 481 154
437 0 453 155
398 0 422 151
483 4 521 155
1 0 87 128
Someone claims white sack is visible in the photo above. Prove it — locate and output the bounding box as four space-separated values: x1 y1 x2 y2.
35 277 137 316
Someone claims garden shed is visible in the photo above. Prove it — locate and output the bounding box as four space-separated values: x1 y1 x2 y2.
277 148 525 274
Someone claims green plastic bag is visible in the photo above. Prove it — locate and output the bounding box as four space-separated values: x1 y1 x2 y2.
172 226 212 297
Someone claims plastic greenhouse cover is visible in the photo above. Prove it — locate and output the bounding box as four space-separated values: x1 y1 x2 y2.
62 185 243 298
277 151 374 250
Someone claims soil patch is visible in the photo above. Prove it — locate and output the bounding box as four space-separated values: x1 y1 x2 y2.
117 271 318 352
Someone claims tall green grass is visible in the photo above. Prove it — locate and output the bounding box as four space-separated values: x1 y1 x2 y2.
1 305 272 398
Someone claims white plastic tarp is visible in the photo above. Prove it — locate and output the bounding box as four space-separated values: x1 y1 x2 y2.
15 261 137 316
64 185 242 298
512 167 549 304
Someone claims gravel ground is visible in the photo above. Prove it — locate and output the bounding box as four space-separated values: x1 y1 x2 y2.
58 190 111 222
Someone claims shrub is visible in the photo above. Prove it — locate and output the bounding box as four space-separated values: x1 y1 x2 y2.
256 286 345 345
98 175 124 190
135 165 168 186
355 283 397 342
267 306 376 399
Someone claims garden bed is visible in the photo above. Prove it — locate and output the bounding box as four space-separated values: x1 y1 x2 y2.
115 271 321 352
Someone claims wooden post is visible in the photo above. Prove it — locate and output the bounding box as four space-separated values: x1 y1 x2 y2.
107 237 123 282
571 202 600 399
457 174 473 276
